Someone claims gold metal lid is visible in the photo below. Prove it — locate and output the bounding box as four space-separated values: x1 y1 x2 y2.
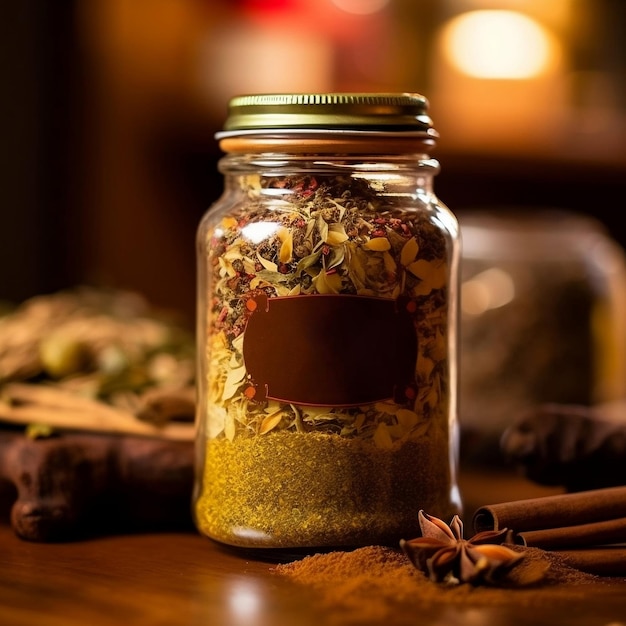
218 93 437 137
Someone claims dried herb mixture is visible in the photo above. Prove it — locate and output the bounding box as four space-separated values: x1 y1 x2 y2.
203 173 451 444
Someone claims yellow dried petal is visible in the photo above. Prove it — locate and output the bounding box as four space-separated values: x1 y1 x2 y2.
416 354 435 379
326 223 349 245
407 259 432 280
400 237 419 266
354 413 366 430
373 423 394 449
407 259 447 289
242 257 256 274
274 284 291 296
257 252 278 272
232 333 244 354
221 364 246 401
279 238 293 263
364 237 391 252
221 217 238 229
218 256 237 278
374 401 399 415
224 412 236 441
223 247 243 262
259 412 283 435
396 409 419 429
413 282 433 296
207 405 226 438
314 270 342 294
383 251 397 275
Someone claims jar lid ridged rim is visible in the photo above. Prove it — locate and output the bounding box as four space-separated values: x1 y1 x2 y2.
219 93 436 137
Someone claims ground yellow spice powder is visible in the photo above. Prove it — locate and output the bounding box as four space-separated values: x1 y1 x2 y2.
194 431 456 548
273 545 613 624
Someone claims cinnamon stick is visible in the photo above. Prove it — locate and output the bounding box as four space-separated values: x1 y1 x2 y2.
556 547 626 576
517 517 626 549
473 486 626 534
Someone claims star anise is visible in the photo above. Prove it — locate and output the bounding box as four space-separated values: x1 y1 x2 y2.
400 510 524 586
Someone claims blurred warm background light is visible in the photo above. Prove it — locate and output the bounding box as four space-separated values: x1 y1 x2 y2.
202 25 334 97
3 0 626 317
428 3 571 154
461 267 516 316
331 0 391 15
441 10 557 79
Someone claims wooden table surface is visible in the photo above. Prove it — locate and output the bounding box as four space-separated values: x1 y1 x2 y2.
1 470 625 626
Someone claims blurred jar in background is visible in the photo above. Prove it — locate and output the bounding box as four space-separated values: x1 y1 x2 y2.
458 209 626 466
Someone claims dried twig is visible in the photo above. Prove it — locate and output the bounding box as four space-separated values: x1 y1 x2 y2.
0 382 195 441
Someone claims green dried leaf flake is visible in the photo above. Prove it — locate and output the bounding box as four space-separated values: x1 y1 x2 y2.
326 246 345 270
316 215 329 242
295 251 322 276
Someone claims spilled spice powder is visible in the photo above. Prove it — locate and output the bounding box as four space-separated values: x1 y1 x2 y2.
273 545 616 624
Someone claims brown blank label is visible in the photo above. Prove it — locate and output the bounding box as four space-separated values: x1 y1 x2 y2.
242 294 418 407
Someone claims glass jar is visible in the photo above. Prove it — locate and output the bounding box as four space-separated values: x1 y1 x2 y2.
193 93 462 549
458 209 626 465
